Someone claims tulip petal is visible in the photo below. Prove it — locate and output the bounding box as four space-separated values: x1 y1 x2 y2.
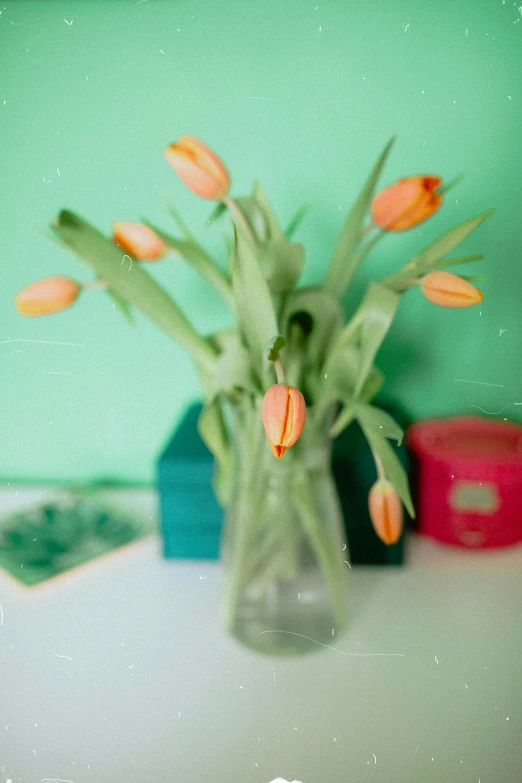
422 270 483 308
178 135 230 185
262 384 306 457
262 384 289 446
368 480 403 545
371 178 420 229
269 442 286 458
113 222 166 260
423 175 442 191
14 276 79 317
164 136 229 200
282 386 307 448
164 147 224 199
371 175 442 231
391 190 442 231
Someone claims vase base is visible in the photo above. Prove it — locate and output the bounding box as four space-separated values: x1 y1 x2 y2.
225 582 348 656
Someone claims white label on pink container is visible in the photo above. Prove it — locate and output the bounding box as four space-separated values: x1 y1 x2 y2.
449 480 500 514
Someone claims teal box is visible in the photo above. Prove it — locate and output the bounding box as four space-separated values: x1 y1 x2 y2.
157 404 223 559
157 401 409 564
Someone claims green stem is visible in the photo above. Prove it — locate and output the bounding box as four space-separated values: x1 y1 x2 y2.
246 473 301 586
165 204 231 293
143 221 235 311
165 198 196 241
358 221 375 240
81 279 108 291
369 442 386 481
342 227 384 292
381 263 420 290
222 195 259 248
313 393 339 427
255 549 291 593
222 404 267 632
246 525 283 582
435 171 466 196
292 468 348 630
329 404 356 439
274 357 286 384
386 278 421 294
195 259 235 311
321 308 364 379
273 460 301 582
284 324 305 390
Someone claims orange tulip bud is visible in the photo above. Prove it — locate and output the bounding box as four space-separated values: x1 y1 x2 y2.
368 479 403 545
113 222 166 261
164 135 230 200
14 276 80 317
421 270 483 308
371 176 442 231
261 384 307 458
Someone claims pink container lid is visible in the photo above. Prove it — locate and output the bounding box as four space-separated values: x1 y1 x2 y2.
407 415 522 467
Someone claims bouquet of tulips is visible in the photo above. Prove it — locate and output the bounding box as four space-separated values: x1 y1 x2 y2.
15 135 492 549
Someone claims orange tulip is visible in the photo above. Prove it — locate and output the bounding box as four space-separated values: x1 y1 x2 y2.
113 222 166 261
368 479 403 545
14 276 80 317
261 384 306 458
421 270 483 308
164 135 230 200
371 176 442 231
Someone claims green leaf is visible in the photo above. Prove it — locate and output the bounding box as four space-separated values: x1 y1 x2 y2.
354 283 399 398
285 204 310 239
431 253 484 271
406 210 494 273
230 224 279 382
143 220 234 309
325 283 398 394
436 171 466 196
322 343 360 398
258 239 305 293
197 397 234 509
282 328 307 392
359 423 415 518
34 226 71 252
51 210 217 375
205 330 258 404
206 201 227 226
280 286 343 372
459 274 487 283
142 221 191 257
105 288 135 325
324 136 396 296
384 254 485 290
326 364 386 438
359 365 384 403
234 196 269 243
266 334 286 361
329 403 356 438
205 327 239 354
165 199 193 241
252 182 284 240
323 314 363 372
355 403 403 444
324 352 384 403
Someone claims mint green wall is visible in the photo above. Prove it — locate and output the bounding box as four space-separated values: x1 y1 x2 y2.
2 0 521 484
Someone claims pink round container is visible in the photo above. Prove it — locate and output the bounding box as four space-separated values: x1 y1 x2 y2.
407 415 522 549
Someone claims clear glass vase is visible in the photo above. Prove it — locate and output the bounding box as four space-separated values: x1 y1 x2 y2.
220 395 349 656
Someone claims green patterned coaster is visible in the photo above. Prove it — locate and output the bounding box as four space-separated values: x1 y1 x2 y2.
0 492 156 587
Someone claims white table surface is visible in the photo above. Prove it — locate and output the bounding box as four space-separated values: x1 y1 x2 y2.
1 486 521 783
